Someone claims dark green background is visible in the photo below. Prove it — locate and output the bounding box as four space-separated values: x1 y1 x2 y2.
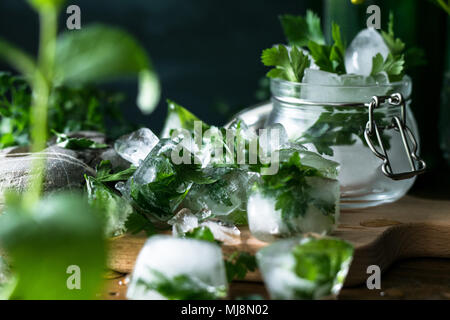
0 0 448 194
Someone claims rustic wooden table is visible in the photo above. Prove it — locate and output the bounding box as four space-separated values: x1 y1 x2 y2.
104 195 450 300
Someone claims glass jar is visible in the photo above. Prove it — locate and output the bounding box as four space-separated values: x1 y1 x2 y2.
265 77 423 209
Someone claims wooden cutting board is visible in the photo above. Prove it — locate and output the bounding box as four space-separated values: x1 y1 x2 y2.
107 195 450 287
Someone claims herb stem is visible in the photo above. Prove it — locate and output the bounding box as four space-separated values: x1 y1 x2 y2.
436 0 450 15
23 6 58 207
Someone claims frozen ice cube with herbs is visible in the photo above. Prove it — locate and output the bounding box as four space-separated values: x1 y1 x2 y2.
256 237 353 299
182 169 259 217
247 146 340 242
121 116 258 222
127 235 227 300
258 123 289 157
122 138 196 222
169 209 241 244
114 128 159 166
344 28 390 76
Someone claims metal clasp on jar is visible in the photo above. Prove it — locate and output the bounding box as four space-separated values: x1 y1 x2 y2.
364 93 426 180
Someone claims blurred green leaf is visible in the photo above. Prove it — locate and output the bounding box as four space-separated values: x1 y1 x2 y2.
53 25 160 114
185 226 215 243
0 72 131 150
428 0 450 15
0 73 31 149
0 193 106 300
404 47 427 70
225 251 257 282
279 11 325 47
125 212 156 236
0 39 37 78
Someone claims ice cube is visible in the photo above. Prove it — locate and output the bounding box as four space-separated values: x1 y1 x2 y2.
114 128 159 166
345 28 390 76
281 149 339 180
127 235 227 300
247 177 339 242
168 209 240 244
168 209 199 237
124 139 194 221
182 170 258 216
199 220 241 244
227 119 258 141
247 191 289 242
256 237 354 299
301 69 390 102
258 123 289 156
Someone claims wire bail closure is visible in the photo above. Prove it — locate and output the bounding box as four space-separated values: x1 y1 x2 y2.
364 93 426 180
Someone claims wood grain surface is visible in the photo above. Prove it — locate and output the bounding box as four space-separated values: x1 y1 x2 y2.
107 195 450 286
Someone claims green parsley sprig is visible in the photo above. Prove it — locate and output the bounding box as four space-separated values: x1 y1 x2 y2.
261 45 311 82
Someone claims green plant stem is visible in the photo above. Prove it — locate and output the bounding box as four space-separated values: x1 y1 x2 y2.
437 0 450 15
38 7 57 81
23 7 58 206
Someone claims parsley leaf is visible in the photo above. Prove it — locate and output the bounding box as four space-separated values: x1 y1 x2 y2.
279 11 325 47
185 226 215 243
372 12 409 82
308 22 346 75
381 12 405 56
329 23 346 73
225 251 257 282
380 12 426 72
371 53 405 82
298 106 391 156
124 212 156 236
0 72 133 150
95 160 136 182
53 130 108 150
291 237 354 299
256 151 337 231
261 45 311 82
0 73 31 149
129 152 194 222
85 175 134 237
